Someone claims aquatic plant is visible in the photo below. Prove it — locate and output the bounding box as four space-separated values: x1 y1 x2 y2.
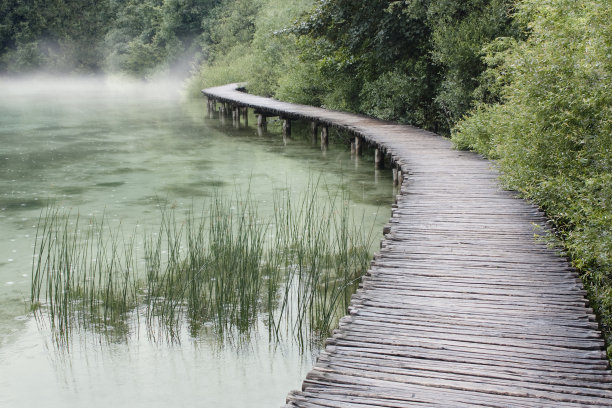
31 207 140 343
31 185 380 348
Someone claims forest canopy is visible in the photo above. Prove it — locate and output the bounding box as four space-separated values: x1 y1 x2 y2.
1 0 611 358
0 0 221 76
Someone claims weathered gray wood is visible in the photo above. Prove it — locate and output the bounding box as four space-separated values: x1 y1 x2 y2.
283 117 291 136
256 113 266 130
374 148 383 169
232 105 240 128
354 136 362 155
201 85 612 408
321 126 329 150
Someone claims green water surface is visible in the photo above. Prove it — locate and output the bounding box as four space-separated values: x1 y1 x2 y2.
0 76 393 407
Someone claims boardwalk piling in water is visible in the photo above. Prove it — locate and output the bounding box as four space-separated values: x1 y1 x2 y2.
354 136 362 155
282 118 291 136
207 99 217 118
311 122 318 145
232 106 240 128
375 148 383 169
320 126 328 150
242 107 248 126
256 114 266 131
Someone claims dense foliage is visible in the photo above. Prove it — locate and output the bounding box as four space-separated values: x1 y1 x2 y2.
0 0 220 76
453 0 612 354
188 0 314 96
285 0 520 133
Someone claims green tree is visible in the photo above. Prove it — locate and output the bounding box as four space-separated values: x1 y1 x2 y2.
427 0 519 128
189 0 313 96
0 0 220 77
0 0 116 72
277 0 516 133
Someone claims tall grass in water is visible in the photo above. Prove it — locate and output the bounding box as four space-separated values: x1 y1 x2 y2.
31 186 379 347
142 195 270 341
271 184 375 346
31 207 139 343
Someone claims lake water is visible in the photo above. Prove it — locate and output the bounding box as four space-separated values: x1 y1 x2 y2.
0 77 393 407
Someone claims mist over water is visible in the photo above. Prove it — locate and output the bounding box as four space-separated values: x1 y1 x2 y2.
0 76 393 407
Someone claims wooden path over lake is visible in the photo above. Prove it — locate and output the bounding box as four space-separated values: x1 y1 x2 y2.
202 84 612 407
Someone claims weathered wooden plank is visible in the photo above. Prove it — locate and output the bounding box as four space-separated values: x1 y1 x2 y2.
325 336 608 368
314 356 612 397
336 322 606 351
306 364 612 403
300 373 598 407
324 344 610 377
350 307 601 332
322 350 612 386
343 314 604 343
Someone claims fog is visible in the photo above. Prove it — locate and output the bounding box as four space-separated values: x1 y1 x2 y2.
0 74 192 102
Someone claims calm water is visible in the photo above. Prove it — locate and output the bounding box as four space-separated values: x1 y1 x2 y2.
0 77 393 407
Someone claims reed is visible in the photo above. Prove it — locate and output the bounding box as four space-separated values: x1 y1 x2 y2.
31 184 379 348
31 207 140 342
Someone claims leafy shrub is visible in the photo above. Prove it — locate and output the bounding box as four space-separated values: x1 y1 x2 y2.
187 0 314 97
359 63 434 127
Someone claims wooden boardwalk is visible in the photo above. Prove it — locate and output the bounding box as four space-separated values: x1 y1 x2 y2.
202 84 612 407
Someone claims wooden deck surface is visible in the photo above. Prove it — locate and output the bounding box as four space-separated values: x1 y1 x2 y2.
202 84 612 407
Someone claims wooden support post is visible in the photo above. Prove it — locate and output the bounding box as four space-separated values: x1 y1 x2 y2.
207 99 215 118
219 103 226 124
257 114 266 131
311 122 318 145
242 107 248 126
375 148 384 169
398 169 404 186
320 126 329 150
350 140 356 155
354 136 362 155
233 106 241 128
282 118 291 136
392 167 399 186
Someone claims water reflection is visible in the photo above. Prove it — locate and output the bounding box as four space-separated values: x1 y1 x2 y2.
0 76 394 407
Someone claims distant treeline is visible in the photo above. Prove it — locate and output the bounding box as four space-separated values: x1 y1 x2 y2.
2 0 610 358
0 0 222 76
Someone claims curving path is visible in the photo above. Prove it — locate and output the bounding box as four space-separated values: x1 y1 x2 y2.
202 84 612 407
